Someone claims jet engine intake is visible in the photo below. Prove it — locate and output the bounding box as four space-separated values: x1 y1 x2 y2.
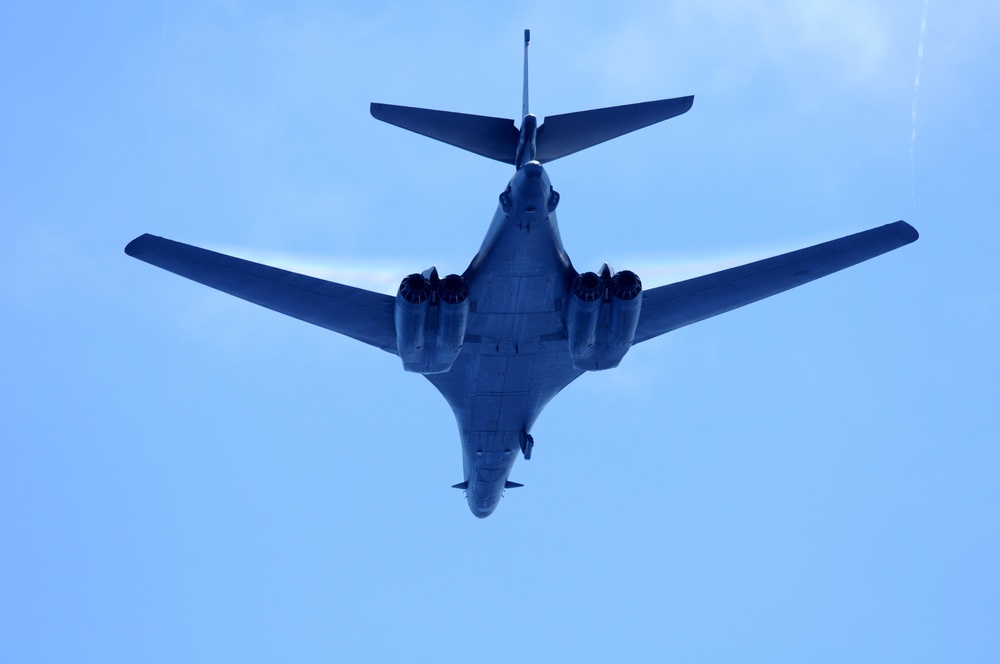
566 271 604 369
435 273 471 364
395 271 470 374
395 273 432 371
565 268 642 371
604 270 642 366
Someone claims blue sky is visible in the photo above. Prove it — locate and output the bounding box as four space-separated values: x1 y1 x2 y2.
3 1 999 661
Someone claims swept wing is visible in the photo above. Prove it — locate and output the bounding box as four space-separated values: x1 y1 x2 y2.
634 221 918 343
125 234 397 352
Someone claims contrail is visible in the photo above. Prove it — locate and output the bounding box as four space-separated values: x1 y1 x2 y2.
910 0 929 208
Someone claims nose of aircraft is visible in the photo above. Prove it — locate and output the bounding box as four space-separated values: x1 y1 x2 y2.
466 481 502 518
469 495 499 518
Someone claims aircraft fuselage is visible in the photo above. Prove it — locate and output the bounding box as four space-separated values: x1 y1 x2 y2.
431 160 578 516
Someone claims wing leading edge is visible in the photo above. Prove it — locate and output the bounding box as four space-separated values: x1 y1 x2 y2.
125 234 397 352
634 221 919 344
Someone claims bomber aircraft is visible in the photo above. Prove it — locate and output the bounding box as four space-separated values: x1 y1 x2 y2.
126 31 918 517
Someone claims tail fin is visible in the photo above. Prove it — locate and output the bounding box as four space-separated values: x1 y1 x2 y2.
535 96 694 162
370 103 519 164
370 31 694 166
522 29 530 119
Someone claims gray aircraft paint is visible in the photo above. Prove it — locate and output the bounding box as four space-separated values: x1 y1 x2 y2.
125 33 918 517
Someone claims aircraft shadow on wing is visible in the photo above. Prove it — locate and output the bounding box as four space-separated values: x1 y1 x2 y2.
126 30 918 518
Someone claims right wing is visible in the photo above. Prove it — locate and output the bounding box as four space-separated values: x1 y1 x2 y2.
634 221 919 344
125 234 398 353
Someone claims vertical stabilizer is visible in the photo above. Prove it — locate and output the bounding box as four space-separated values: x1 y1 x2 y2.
522 29 530 120
371 30 693 166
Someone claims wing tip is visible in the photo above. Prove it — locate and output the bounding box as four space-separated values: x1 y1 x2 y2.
892 220 920 244
124 234 153 257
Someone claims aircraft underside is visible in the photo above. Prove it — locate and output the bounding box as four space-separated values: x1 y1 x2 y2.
124 31 918 517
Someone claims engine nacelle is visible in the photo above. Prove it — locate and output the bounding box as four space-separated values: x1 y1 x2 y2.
566 271 605 369
395 273 432 372
394 270 470 374
602 270 642 368
565 268 642 371
435 273 471 366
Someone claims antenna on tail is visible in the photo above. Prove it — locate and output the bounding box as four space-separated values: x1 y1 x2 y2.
522 29 530 120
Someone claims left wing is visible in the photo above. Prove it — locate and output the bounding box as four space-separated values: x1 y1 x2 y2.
634 221 918 344
125 234 398 352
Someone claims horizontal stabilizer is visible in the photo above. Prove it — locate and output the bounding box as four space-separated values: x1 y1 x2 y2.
536 95 694 162
504 481 524 489
371 103 519 164
125 234 397 352
634 221 919 343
